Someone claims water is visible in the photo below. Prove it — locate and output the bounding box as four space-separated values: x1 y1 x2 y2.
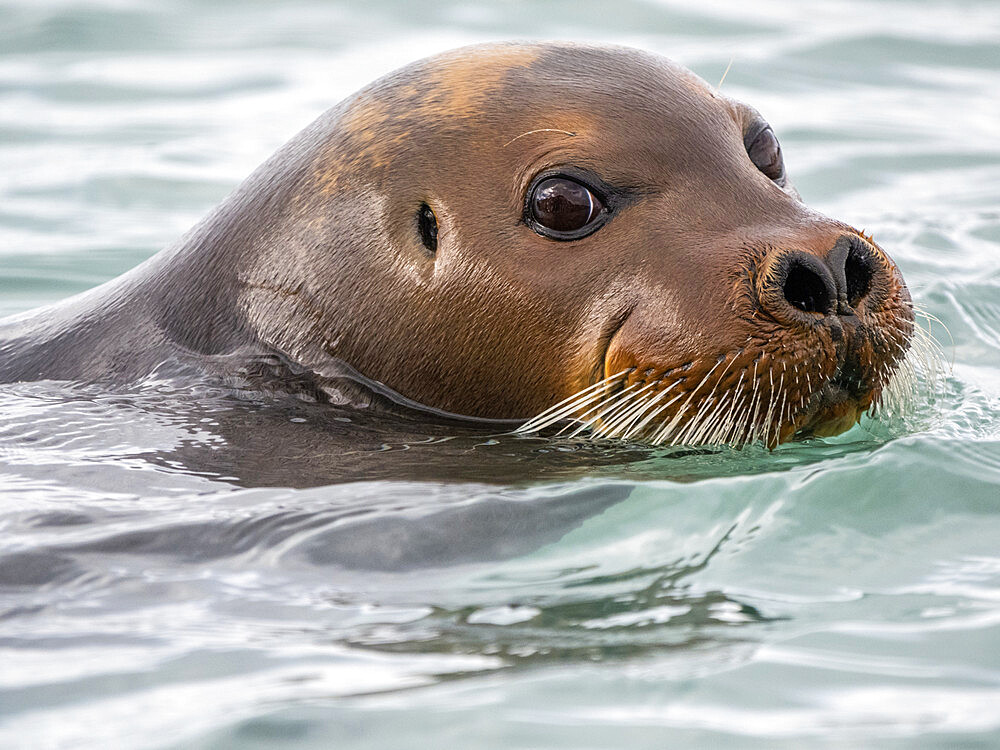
2 0 999 747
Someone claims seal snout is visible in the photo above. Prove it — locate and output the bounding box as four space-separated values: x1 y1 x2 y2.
759 235 882 324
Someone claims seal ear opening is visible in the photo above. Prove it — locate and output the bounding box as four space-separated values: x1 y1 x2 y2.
417 203 438 255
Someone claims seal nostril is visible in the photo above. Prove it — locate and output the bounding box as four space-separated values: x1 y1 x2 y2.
783 260 832 314
845 244 873 307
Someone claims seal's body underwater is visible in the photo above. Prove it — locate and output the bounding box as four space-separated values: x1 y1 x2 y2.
0 43 913 447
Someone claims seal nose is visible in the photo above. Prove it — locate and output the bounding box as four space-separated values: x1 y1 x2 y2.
781 253 836 315
830 234 877 312
773 235 878 319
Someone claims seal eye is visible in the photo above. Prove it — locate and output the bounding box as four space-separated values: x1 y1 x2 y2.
746 126 785 183
529 176 605 239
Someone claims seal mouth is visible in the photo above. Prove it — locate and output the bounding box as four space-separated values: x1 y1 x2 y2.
791 365 870 439
598 304 636 383
516 345 897 448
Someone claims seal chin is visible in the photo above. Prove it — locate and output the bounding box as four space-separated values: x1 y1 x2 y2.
793 378 868 439
786 344 892 441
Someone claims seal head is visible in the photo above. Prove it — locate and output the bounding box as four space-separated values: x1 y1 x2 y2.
0 43 914 447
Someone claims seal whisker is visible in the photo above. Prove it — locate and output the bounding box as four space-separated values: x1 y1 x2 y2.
727 398 750 447
871 319 946 418
744 360 765 446
502 128 577 148
690 395 728 445
645 367 707 444
681 385 730 446
516 391 606 433
736 359 759 445
707 369 747 445
565 381 644 438
623 391 674 436
654 358 724 445
607 396 661 439
675 354 740 445
765 371 785 448
762 368 781 448
517 369 630 434
728 394 752 448
568 387 642 436
600 383 661 437
717 57 735 89
601 395 651 438
688 392 732 446
674 396 715 446
740 389 760 446
590 382 657 437
913 306 953 358
777 380 789 442
727 372 754 445
622 384 685 441
615 393 662 440
713 384 743 447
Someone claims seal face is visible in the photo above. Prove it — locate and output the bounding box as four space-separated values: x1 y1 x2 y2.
0 43 914 448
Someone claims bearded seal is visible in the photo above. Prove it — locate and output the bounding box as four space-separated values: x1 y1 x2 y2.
0 43 914 447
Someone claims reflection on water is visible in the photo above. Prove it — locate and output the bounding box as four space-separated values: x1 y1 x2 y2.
0 376 935 488
2 0 1000 747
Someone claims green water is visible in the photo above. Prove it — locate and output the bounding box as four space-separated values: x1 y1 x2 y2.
1 1 999 748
